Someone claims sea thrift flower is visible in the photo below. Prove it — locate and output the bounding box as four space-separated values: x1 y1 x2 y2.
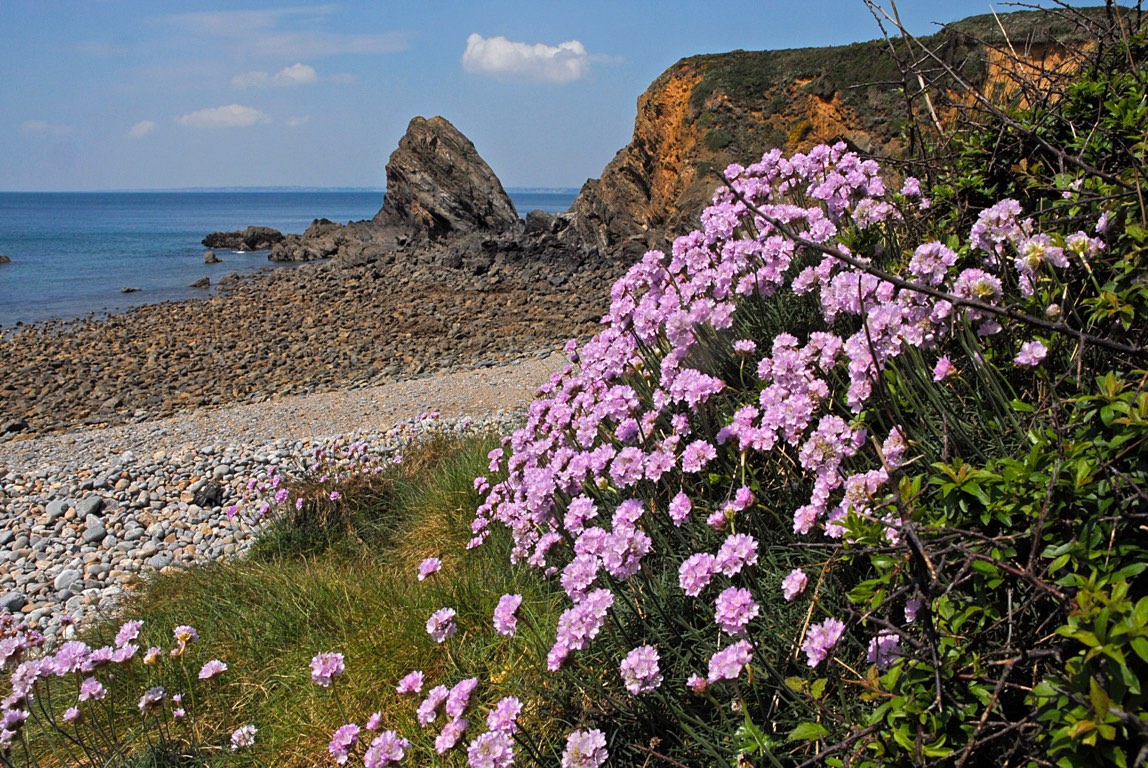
905 599 923 623
680 439 718 473
619 644 662 695
329 723 360 765
493 594 522 636
364 731 410 767
366 712 383 731
667 492 692 526
310 652 345 687
782 568 808 601
115 620 142 648
678 552 716 597
715 533 758 576
138 686 165 713
63 707 80 723
687 674 708 695
932 356 956 381
446 678 479 719
486 696 523 734
172 625 198 648
230 724 257 751
562 729 608 768
329 490 341 501
867 630 901 670
803 617 846 668
396 670 424 694
198 659 228 680
435 717 469 753
417 685 450 726
418 557 442 581
426 608 458 644
708 639 753 683
467 730 515 768
714 587 760 636
1014 340 1048 367
78 676 106 702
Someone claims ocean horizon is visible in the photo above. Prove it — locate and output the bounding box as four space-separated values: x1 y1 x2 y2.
0 189 578 328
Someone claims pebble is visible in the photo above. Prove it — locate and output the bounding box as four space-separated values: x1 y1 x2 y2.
0 407 526 644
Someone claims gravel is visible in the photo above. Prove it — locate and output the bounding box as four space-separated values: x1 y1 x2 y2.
0 353 562 643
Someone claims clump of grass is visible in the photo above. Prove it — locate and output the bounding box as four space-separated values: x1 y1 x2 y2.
41 429 561 767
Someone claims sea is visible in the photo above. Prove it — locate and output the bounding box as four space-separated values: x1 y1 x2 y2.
0 189 578 328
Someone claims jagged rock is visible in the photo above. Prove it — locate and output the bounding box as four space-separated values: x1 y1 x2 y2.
192 482 223 508
374 116 519 242
190 277 210 289
204 250 221 264
120 287 140 294
0 254 11 264
202 226 284 252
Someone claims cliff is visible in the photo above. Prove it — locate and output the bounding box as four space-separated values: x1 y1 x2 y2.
569 7 1109 255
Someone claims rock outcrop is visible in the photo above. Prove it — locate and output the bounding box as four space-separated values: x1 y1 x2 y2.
271 116 521 262
566 7 1106 255
0 255 11 264
375 116 519 241
202 227 284 252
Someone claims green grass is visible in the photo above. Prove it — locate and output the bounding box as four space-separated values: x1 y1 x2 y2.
28 430 565 768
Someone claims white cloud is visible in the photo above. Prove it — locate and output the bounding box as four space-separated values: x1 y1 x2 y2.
21 120 74 137
233 63 319 89
128 120 158 139
176 104 270 128
462 33 590 83
286 115 310 128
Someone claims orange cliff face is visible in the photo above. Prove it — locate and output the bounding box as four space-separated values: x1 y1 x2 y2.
566 7 1104 258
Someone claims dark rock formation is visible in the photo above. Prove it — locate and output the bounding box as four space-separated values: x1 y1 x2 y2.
270 115 521 262
120 287 140 294
203 227 284 252
204 250 221 264
190 277 210 289
0 255 11 264
374 116 519 242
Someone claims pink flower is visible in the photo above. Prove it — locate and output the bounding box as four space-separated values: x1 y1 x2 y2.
418 557 442 581
329 723 360 765
364 731 409 767
426 608 458 644
486 696 523 734
932 356 955 381
310 652 345 687
435 717 469 753
198 659 227 680
493 594 522 636
329 490 341 501
1014 340 1048 367
562 729 608 768
230 724 257 751
802 617 845 668
619 644 662 695
396 670 424 694
468 730 515 768
707 640 753 683
782 568 808 602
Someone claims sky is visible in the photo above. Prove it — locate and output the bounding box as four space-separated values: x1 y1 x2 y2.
0 1 1101 191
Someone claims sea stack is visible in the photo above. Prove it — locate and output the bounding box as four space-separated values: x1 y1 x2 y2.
373 116 519 242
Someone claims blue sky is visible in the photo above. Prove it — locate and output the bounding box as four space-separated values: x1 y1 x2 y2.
0 2 1098 191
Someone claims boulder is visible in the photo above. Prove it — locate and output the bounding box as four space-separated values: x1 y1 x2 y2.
120 286 141 294
0 254 10 264
204 250 221 264
202 226 284 252
189 277 210 289
374 116 519 242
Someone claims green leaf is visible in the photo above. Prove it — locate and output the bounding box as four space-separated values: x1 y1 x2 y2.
811 678 827 700
788 722 829 742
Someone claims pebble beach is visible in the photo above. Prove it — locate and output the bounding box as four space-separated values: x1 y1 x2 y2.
0 247 610 643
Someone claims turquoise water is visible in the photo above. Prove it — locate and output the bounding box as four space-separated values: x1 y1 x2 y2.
0 189 577 327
